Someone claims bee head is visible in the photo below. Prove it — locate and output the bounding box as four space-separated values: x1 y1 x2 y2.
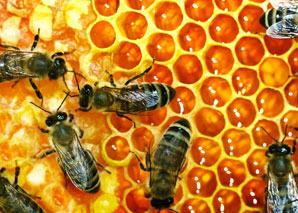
151 197 174 210
48 58 67 80
267 143 291 156
93 88 114 109
79 84 93 108
46 112 67 126
28 54 52 76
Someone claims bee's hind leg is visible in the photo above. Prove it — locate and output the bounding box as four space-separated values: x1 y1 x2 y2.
29 78 43 106
116 112 136 128
105 70 117 87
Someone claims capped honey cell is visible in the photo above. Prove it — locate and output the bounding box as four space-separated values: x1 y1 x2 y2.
184 0 214 22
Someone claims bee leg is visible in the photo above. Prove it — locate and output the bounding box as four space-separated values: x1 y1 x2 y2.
14 165 20 185
29 78 43 106
30 28 40 51
51 50 73 59
0 44 20 50
86 150 111 174
11 79 20 88
292 137 297 155
130 151 150 172
116 112 136 128
79 128 84 139
124 58 155 86
39 127 49 134
76 107 92 112
105 70 117 87
35 149 56 159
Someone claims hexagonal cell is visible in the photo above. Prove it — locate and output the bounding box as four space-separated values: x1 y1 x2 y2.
147 33 175 61
113 41 142 69
284 78 298 107
264 36 292 55
222 129 251 157
179 23 206 52
123 12 148 40
94 0 119 16
235 37 264 66
205 45 234 75
181 198 211 213
195 107 225 137
247 149 266 177
154 2 183 31
110 112 133 132
209 14 239 43
191 137 221 167
184 0 214 22
170 86 196 114
259 57 289 87
139 107 167 126
173 54 203 84
232 68 259 96
215 0 242 11
226 98 256 128
125 189 150 212
127 156 149 183
187 167 217 197
90 21 116 48
256 88 284 118
238 5 265 33
280 111 298 138
200 77 232 107
144 64 173 85
131 127 154 152
241 179 266 208
217 159 246 187
252 119 279 147
212 189 241 213
105 136 130 161
127 0 155 10
288 48 298 75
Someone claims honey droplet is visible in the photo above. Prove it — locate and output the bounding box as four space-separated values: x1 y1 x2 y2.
105 136 130 161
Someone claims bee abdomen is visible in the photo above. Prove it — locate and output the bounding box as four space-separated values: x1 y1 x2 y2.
0 52 23 82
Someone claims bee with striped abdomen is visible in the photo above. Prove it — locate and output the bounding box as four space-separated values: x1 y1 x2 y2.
259 0 298 39
133 119 191 211
0 165 44 213
0 29 76 105
31 93 110 193
262 126 298 212
77 59 176 126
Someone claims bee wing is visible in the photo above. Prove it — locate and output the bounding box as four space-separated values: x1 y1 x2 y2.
266 14 298 38
270 0 298 9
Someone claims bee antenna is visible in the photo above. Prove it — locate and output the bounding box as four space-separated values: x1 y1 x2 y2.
69 69 81 92
30 102 51 114
56 92 70 112
169 208 179 213
260 126 279 143
281 124 288 143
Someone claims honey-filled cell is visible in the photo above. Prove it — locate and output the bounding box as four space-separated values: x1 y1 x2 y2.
232 68 259 96
281 111 298 138
173 54 203 84
181 198 211 213
154 2 183 31
259 57 289 87
264 36 292 55
200 77 232 107
238 5 265 34
217 159 246 187
147 33 175 61
178 23 206 52
215 0 242 12
195 107 225 137
139 107 167 126
170 86 196 114
114 41 142 69
241 180 266 208
191 137 221 167
235 37 264 66
256 88 284 117
123 12 148 40
184 0 214 22
127 156 149 184
144 64 173 85
125 189 150 212
252 119 279 147
209 14 239 43
110 112 133 132
284 79 298 107
288 48 298 75
247 149 266 177
94 0 119 16
212 189 241 213
90 21 116 48
187 167 217 197
105 136 130 161
205 45 234 75
131 127 154 152
227 98 256 128
222 129 251 157
127 0 155 10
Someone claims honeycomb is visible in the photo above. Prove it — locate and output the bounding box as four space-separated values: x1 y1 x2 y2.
0 0 298 212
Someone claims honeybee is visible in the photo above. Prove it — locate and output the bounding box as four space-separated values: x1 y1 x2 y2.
133 119 191 211
262 126 298 212
31 93 110 193
259 0 298 39
0 29 76 104
0 165 44 213
77 59 176 126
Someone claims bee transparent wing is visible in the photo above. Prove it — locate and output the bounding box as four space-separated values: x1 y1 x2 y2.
270 0 298 9
266 14 298 38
